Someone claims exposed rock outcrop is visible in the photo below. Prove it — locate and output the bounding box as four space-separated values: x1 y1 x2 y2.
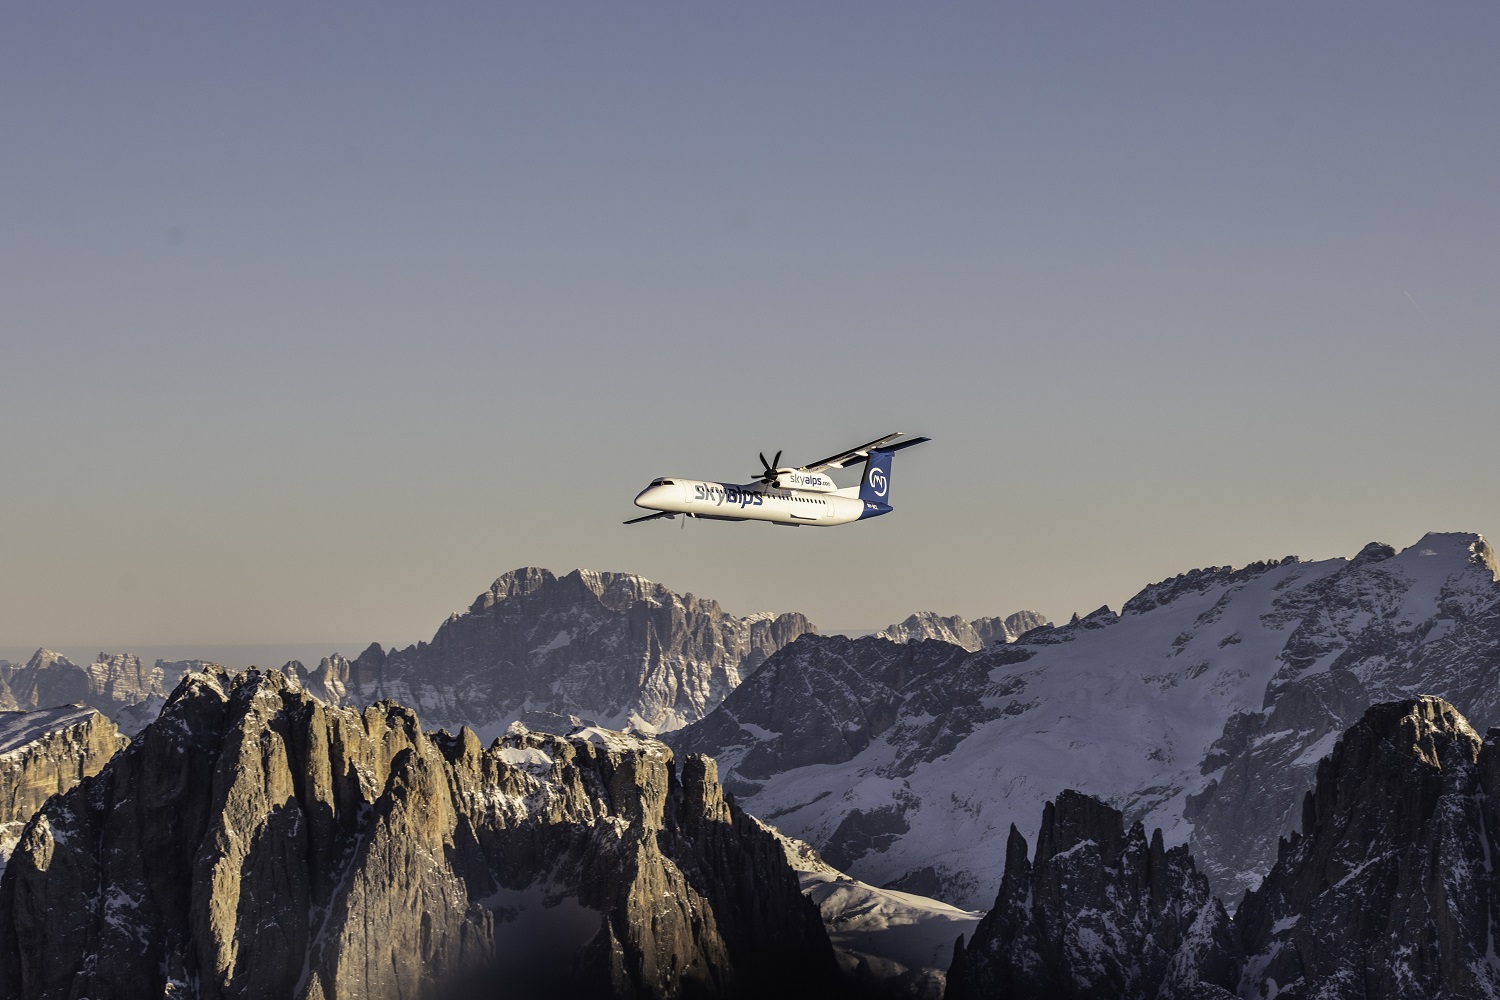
0 708 127 871
876 611 1049 652
1236 696 1500 999
0 669 841 999
944 790 1239 1000
295 568 815 738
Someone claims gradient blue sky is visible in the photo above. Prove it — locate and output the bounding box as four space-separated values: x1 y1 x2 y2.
3 3 1497 657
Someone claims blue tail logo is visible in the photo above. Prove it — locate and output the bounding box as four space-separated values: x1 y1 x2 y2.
860 449 895 504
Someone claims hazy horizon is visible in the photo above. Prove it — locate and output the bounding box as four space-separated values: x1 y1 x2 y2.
4 4 1496 649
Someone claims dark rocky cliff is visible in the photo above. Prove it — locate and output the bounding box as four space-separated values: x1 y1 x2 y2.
944 790 1239 1000
947 699 1500 999
0 668 842 999
1237 696 1500 999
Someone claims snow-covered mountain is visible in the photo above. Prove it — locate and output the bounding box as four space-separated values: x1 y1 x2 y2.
671 532 1500 908
765 823 983 1000
293 567 815 739
875 610 1049 651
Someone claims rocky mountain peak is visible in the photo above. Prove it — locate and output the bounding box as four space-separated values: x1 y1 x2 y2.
474 567 688 617
946 789 1240 1000
0 666 842 999
294 569 817 739
1033 788 1131 870
1472 532 1500 579
1017 604 1119 645
471 566 556 610
1349 540 1397 568
1122 558 1295 616
1397 530 1500 581
1298 696 1481 836
1237 697 1500 998
876 610 1051 651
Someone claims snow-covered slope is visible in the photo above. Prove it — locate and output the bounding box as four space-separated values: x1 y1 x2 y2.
763 823 981 1000
672 532 1500 908
0 706 100 755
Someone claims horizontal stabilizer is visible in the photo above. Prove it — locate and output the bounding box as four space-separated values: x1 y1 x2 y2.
881 436 931 454
802 432 926 473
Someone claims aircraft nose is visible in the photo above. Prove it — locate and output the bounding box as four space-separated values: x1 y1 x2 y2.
635 485 664 509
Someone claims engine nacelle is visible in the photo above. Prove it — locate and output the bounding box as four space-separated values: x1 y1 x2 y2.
774 470 838 492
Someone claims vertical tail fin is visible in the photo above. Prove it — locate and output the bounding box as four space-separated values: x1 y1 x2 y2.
859 449 895 504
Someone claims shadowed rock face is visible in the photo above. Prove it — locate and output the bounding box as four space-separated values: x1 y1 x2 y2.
295 568 816 739
944 790 1240 1000
1237 696 1500 1000
0 669 841 1000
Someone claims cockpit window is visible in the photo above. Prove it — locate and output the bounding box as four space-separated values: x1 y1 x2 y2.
650 478 676 486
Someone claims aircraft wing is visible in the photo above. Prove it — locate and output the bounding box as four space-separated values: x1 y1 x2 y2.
623 511 675 525
800 432 930 473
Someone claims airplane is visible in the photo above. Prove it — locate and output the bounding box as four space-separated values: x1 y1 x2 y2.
625 431 930 527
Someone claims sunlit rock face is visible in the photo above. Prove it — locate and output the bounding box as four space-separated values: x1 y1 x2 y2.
295 567 816 740
0 707 127 872
673 533 1500 907
1237 697 1500 1000
0 668 842 1000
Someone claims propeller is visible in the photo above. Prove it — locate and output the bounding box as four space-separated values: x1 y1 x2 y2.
756 450 784 484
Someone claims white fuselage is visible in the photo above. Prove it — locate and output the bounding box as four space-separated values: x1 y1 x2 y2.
633 478 883 527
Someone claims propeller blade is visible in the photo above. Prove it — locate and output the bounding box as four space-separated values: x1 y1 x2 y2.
756 449 784 483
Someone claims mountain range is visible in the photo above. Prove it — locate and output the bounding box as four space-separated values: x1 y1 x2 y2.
670 531 1500 906
2 530 1497 997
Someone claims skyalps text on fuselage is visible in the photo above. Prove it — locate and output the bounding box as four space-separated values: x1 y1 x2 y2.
625 432 930 528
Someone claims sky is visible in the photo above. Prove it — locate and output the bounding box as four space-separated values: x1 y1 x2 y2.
3 3 1497 660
